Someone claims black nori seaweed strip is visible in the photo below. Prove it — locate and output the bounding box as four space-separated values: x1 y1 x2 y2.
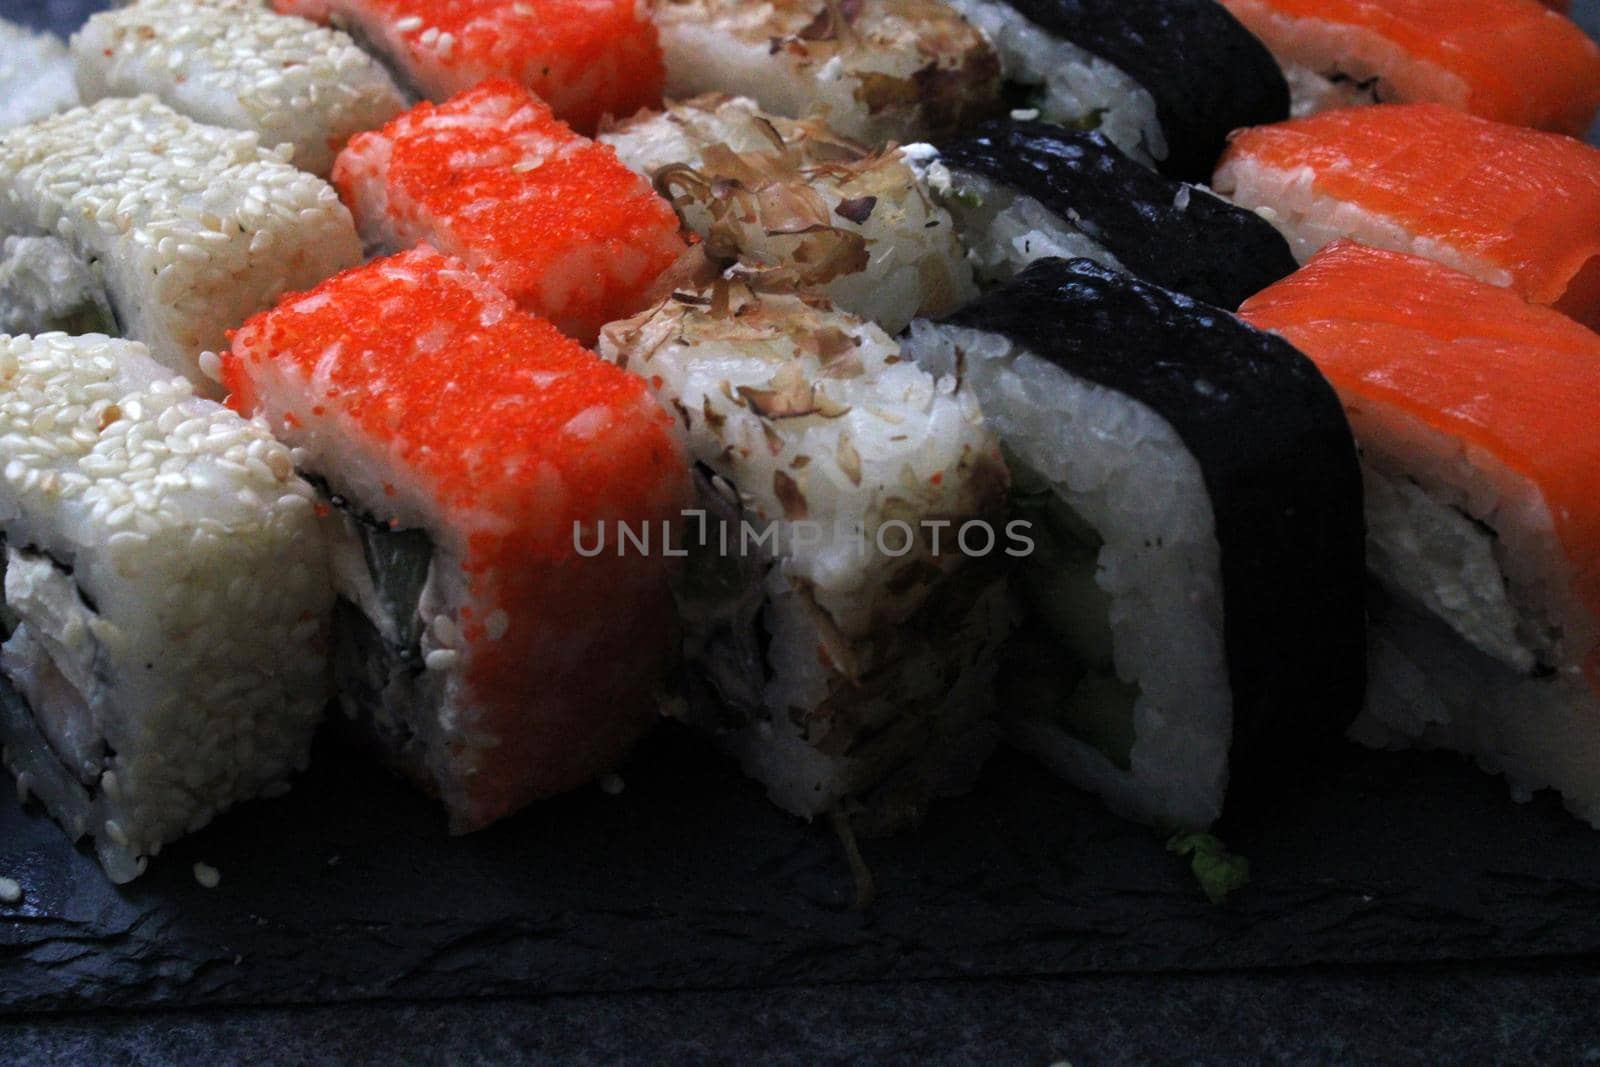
942 258 1366 818
940 121 1298 310
997 0 1289 181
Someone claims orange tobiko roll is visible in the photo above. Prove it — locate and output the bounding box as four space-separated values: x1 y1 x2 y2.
273 0 663 133
333 79 687 346
224 247 692 833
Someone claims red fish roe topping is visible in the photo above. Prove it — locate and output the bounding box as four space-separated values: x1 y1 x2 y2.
226 248 688 826
272 0 663 132
223 247 689 562
333 79 685 345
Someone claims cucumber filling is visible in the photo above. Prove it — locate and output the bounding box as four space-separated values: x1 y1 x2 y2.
313 477 438 779
1011 470 1138 771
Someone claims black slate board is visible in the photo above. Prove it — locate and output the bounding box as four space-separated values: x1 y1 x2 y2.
6 723 1600 1017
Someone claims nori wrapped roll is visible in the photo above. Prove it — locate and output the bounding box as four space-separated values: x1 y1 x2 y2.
948 0 1288 180
918 120 1297 309
904 257 1366 829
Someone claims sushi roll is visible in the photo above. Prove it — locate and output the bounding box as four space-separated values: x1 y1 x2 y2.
1240 243 1600 825
598 280 1013 833
0 333 333 883
943 0 1289 180
333 79 686 345
599 94 976 334
1221 0 1600 134
0 97 362 394
652 0 1002 146
72 0 408 178
224 248 691 833
902 257 1366 830
910 120 1298 309
0 18 78 131
272 0 663 135
1214 104 1600 331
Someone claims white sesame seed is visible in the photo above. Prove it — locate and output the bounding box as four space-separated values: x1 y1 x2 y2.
598 774 626 796
0 878 21 905
193 862 221 889
424 649 460 672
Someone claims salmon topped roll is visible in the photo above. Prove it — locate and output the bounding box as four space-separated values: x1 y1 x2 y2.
653 0 1002 146
1221 0 1600 134
273 0 663 133
1240 242 1600 826
224 248 691 833
1214 104 1600 330
333 79 687 345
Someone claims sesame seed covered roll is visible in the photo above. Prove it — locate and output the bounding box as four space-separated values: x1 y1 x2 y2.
0 97 362 395
72 0 408 178
0 333 334 884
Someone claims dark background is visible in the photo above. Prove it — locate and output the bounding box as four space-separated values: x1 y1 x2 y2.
5 1 1600 1063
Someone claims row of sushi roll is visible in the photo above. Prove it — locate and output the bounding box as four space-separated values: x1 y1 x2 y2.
12 0 1598 171
0 0 1592 888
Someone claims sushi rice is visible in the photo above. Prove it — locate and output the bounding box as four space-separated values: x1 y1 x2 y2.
225 247 691 833
943 0 1166 168
1241 242 1600 827
0 333 333 883
72 0 409 177
334 78 686 344
600 94 977 333
652 0 1002 145
0 96 363 393
600 279 1013 832
0 17 78 131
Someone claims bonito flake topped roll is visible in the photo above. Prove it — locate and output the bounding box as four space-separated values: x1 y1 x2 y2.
600 93 976 334
653 0 1002 145
225 248 690 832
600 280 1012 833
0 97 362 393
0 333 333 883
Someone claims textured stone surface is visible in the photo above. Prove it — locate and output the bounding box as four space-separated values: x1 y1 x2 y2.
7 725 1600 1016
7 963 1600 1066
